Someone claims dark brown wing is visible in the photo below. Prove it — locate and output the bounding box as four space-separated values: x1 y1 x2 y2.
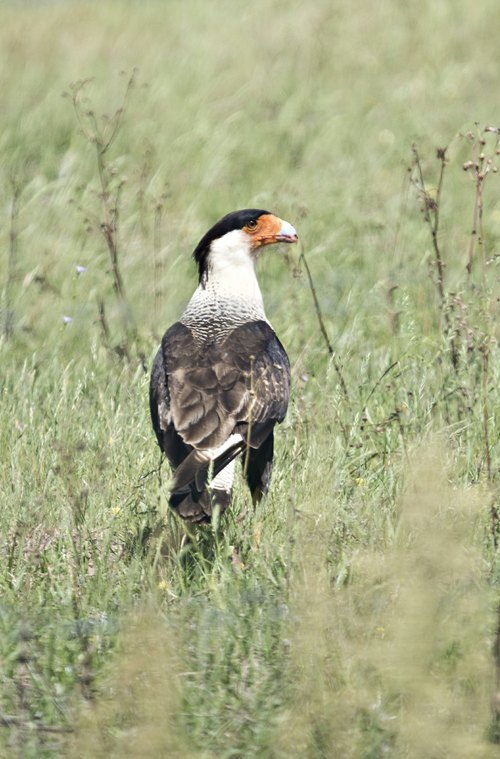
150 344 192 470
152 319 290 452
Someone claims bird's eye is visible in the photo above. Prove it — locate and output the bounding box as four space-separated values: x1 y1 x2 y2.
246 220 258 231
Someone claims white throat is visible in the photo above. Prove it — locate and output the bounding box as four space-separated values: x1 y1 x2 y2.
182 229 268 329
205 229 264 303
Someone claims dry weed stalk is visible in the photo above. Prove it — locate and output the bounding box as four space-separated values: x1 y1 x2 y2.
69 72 138 358
411 144 459 370
463 125 500 279
411 131 498 500
299 248 350 403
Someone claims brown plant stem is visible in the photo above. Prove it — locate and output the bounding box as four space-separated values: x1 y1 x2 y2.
71 72 138 352
411 145 459 371
299 249 350 404
465 127 500 280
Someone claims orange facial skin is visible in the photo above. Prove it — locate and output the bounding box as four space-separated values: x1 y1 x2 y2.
244 214 299 250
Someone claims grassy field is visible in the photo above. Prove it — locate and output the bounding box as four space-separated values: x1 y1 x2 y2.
0 1 499 756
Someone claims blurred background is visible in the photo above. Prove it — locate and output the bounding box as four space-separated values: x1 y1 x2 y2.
1 1 499 756
1 0 499 355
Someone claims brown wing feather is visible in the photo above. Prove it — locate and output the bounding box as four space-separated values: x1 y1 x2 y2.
160 320 290 451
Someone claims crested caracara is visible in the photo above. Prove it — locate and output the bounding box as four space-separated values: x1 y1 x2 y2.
150 209 298 522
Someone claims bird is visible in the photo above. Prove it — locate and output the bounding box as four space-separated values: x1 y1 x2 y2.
149 208 298 523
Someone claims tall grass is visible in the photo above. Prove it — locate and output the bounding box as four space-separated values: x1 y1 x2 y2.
279 445 495 757
0 0 499 756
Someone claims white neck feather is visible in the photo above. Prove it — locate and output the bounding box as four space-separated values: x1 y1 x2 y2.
182 229 268 326
205 230 263 302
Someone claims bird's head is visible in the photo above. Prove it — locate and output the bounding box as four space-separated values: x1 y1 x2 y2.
193 209 298 283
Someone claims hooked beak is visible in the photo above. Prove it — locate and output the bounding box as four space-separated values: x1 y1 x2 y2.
254 215 299 248
275 218 299 244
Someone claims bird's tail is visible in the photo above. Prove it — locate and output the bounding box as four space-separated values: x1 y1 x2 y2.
170 487 232 522
169 437 246 522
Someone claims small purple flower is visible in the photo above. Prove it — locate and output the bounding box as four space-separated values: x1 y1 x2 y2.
62 315 73 325
75 265 87 275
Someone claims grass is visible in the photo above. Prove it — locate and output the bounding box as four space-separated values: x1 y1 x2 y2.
0 0 499 756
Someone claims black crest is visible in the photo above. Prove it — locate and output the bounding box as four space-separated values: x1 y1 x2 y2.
192 208 270 280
